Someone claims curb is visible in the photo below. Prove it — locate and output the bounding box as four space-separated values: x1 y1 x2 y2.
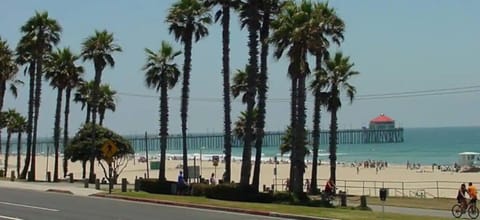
46 189 74 194
92 193 336 220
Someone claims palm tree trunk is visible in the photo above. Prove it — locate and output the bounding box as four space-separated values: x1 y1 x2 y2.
310 94 320 193
329 87 339 184
90 66 103 183
0 81 6 156
85 104 91 123
159 78 168 181
20 63 35 180
82 160 86 179
240 1 260 187
181 28 193 181
252 6 271 191
63 87 71 178
222 4 232 184
288 77 297 192
16 132 22 177
4 131 12 177
53 88 63 182
310 54 323 193
294 76 307 194
31 57 44 181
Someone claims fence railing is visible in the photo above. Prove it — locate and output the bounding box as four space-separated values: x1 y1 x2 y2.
272 178 474 199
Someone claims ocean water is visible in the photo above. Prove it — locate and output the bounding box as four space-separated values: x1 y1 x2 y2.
157 126 480 166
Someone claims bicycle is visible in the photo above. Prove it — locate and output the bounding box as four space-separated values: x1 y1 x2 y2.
452 201 479 219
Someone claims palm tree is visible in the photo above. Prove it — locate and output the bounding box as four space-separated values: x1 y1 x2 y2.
233 109 257 141
97 84 117 126
252 0 282 191
203 0 240 184
15 34 36 180
166 0 212 181
237 0 261 187
142 41 181 181
10 113 27 177
19 11 62 181
271 0 323 195
62 56 84 178
319 52 359 184
2 109 23 177
309 2 344 193
230 67 248 103
45 47 83 182
0 37 22 155
81 30 122 182
73 80 94 123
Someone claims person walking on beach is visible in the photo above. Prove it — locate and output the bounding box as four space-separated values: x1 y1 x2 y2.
209 173 217 185
467 182 477 205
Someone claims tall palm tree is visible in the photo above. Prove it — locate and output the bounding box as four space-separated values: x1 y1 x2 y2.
45 47 83 182
73 80 94 123
2 109 22 177
166 0 211 181
19 11 62 181
319 52 359 184
309 2 344 193
271 0 322 195
230 67 248 103
15 35 36 180
251 0 282 191
0 37 22 155
142 41 181 181
62 59 84 178
232 109 257 141
203 0 239 184
97 84 117 126
81 30 121 182
237 0 261 187
11 113 27 177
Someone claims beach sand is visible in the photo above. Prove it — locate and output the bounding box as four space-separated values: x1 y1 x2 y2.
2 155 476 198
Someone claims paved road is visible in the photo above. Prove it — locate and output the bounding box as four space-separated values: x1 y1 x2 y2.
0 188 290 220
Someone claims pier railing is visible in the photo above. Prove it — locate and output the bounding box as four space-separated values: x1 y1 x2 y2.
273 178 473 199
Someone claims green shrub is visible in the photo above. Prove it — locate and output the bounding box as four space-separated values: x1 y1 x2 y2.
272 191 294 204
205 183 273 203
138 178 176 194
190 183 211 196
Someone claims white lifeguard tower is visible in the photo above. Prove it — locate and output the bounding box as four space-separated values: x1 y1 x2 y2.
458 152 480 167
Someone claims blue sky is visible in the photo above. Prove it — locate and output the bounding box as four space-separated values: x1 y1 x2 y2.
1 0 480 137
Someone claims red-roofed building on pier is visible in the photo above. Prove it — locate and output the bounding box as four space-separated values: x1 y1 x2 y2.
369 113 395 130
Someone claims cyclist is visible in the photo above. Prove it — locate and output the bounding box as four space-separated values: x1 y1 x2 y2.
468 182 477 205
457 183 467 211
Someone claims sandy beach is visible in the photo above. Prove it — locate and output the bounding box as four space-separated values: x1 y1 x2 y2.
1 155 477 199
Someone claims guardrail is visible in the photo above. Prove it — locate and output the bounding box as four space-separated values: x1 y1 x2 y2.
272 178 476 199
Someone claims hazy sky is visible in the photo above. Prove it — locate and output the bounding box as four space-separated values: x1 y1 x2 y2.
1 0 480 137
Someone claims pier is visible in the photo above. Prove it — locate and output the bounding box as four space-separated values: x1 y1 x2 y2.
6 128 404 153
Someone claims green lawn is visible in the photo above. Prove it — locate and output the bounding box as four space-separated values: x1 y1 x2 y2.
351 196 455 210
109 191 451 220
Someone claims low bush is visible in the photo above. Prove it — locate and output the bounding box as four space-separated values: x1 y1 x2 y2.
138 178 176 194
190 183 211 196
205 183 273 203
272 191 294 204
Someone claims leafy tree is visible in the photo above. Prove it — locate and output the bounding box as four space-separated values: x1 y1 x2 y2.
65 123 134 182
142 41 181 181
73 80 94 123
317 52 359 184
10 113 27 177
81 30 122 182
166 0 212 180
19 11 62 181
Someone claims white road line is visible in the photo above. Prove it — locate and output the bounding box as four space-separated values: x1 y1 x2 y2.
0 214 23 220
0 202 59 212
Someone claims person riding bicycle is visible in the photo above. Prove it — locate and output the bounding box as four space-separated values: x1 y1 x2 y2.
468 182 477 205
457 183 468 211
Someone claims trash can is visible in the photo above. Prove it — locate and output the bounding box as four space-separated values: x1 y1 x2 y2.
339 191 347 207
